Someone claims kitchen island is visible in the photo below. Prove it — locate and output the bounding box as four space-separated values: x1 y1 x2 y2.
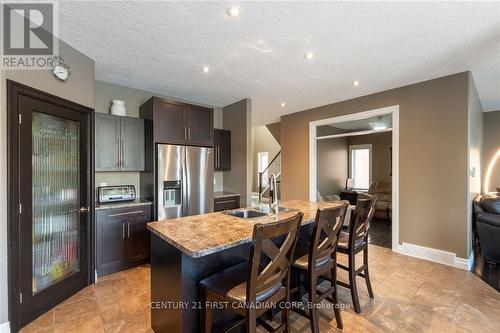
147 200 345 333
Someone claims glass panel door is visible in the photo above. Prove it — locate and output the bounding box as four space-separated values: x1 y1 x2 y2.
32 112 80 294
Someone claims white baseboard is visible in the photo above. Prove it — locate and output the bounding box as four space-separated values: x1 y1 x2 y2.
0 321 10 333
394 242 472 270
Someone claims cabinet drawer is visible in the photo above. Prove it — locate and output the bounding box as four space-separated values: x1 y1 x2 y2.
97 205 151 222
214 196 240 212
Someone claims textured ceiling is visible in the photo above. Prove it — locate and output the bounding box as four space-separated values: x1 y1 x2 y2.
57 1 500 125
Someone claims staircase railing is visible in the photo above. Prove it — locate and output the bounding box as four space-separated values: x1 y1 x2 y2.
258 151 281 203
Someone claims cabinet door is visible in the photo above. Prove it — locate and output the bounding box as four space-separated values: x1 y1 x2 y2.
96 211 125 276
185 105 213 146
95 113 120 171
125 208 151 264
154 99 185 144
121 117 145 171
215 129 231 171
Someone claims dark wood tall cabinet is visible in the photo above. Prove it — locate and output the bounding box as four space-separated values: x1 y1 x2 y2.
214 129 231 171
140 97 214 219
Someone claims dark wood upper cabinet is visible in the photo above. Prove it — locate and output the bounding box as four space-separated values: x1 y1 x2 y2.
214 129 231 171
95 113 144 171
141 97 213 147
154 99 185 144
185 104 213 146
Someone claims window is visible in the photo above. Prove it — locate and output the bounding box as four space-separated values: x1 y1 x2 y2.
349 144 372 191
258 152 269 187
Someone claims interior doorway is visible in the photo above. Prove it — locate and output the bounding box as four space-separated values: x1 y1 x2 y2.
309 105 399 251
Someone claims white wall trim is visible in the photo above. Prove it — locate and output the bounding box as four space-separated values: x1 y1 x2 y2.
316 128 393 140
309 105 400 252
395 242 472 270
0 321 10 333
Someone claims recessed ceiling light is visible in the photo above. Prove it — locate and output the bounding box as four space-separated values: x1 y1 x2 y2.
202 66 210 73
226 6 240 17
280 102 286 107
304 52 314 60
352 80 360 87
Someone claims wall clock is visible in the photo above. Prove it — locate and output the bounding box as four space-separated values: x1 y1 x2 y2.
50 56 71 82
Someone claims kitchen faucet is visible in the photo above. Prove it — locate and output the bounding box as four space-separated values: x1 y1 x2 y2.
268 173 279 214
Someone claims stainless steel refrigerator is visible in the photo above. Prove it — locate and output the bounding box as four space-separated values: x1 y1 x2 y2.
157 144 214 220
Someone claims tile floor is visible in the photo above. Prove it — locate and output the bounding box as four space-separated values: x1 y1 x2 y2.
21 245 500 333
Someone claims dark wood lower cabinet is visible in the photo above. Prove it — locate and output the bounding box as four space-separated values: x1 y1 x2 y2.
214 195 240 212
96 205 152 276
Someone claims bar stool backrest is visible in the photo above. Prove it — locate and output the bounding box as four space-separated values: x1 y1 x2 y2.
309 203 349 270
247 212 303 304
349 196 377 247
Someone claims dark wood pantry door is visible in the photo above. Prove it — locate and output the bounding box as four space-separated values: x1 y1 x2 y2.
7 81 94 331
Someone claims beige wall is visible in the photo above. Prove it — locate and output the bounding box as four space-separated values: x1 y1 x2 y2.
483 111 500 193
94 80 224 196
0 40 95 325
317 131 392 197
265 122 281 144
467 74 483 256
251 126 281 192
223 99 252 206
281 72 471 258
348 132 392 184
317 137 348 196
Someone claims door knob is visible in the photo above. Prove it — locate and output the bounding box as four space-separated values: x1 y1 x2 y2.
78 207 90 213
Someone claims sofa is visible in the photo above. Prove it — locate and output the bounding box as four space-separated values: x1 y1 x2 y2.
359 181 392 220
473 192 500 264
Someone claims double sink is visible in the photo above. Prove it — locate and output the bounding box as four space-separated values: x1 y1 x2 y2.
224 206 298 219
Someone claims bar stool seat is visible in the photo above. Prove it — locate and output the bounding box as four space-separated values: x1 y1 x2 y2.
292 253 332 270
200 262 284 303
337 231 366 249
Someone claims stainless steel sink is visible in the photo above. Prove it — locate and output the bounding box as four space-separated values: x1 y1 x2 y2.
224 209 268 219
224 206 299 219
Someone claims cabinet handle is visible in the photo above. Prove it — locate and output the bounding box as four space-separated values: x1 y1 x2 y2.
184 126 187 140
188 127 191 140
121 138 125 168
215 146 218 169
127 223 130 238
217 146 220 169
108 210 144 217
116 138 120 168
122 224 125 239
216 199 236 204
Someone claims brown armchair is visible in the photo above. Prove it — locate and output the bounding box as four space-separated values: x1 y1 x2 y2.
359 181 392 221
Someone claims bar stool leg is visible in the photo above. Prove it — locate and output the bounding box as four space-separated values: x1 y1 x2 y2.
348 251 361 314
308 274 320 333
363 247 374 298
281 304 290 333
201 289 212 333
330 265 343 329
246 309 257 333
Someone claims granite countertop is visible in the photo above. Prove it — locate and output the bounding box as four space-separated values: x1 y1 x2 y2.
147 200 345 258
214 191 241 199
96 198 153 211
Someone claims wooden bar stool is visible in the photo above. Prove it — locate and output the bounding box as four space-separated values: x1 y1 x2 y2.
290 203 349 332
199 212 303 333
323 196 376 314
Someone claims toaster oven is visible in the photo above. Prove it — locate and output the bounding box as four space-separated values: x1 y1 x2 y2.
98 185 136 203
